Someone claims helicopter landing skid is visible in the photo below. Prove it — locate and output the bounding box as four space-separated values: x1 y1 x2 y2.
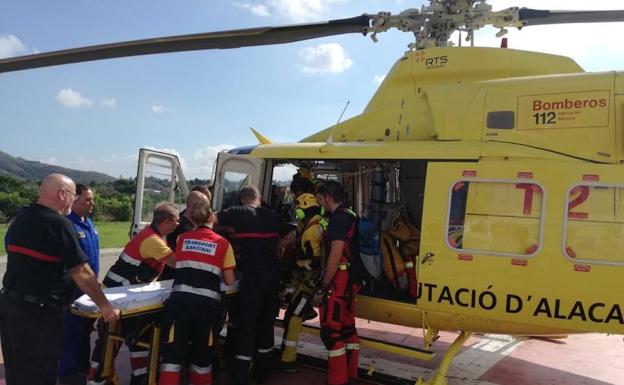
416 331 472 385
284 324 474 385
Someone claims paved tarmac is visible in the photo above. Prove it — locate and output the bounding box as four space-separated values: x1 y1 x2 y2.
0 247 123 286
0 249 623 384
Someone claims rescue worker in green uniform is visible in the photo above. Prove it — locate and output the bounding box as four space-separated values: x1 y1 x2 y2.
278 192 325 373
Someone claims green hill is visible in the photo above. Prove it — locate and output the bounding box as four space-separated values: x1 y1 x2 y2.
0 149 115 184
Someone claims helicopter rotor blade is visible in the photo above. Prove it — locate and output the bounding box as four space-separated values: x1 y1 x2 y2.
518 8 624 27
0 15 371 74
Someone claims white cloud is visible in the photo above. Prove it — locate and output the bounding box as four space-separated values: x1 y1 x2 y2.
299 43 352 75
273 164 298 181
235 2 270 17
41 157 58 165
193 145 236 179
55 88 94 108
152 105 173 114
236 0 346 22
140 145 237 180
36 145 249 180
100 98 116 108
98 153 139 178
373 74 386 85
0 34 28 59
451 1 624 71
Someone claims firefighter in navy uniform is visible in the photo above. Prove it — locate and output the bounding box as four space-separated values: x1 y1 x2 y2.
217 185 285 385
313 181 363 385
278 192 324 372
0 174 119 385
88 203 179 385
158 200 235 385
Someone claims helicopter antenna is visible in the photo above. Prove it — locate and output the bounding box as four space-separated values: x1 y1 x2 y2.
337 100 350 126
327 100 350 145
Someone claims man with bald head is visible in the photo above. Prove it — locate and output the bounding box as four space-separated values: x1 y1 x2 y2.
159 190 211 283
0 173 119 385
166 190 211 250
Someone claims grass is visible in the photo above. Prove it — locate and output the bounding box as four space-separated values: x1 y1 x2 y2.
0 221 131 255
95 221 132 249
0 223 6 255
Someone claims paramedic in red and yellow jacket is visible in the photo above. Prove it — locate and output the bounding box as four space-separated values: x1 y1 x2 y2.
159 200 236 385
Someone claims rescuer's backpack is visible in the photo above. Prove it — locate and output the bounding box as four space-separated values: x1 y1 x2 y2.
381 216 420 298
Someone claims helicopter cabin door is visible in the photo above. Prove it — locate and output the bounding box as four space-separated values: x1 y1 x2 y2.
132 148 189 238
212 152 266 211
418 160 624 335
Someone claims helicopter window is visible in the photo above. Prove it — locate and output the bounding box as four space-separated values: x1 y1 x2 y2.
447 180 544 257
487 111 515 129
140 155 183 223
221 171 249 210
563 184 624 265
268 163 298 224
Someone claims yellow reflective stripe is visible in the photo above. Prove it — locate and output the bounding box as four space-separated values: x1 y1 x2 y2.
405 261 414 268
338 263 350 270
345 343 360 350
328 346 346 357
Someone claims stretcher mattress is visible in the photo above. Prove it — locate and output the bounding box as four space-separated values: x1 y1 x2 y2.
73 279 239 315
73 279 174 314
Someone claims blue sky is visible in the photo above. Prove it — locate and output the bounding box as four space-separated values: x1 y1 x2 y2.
1 0 624 179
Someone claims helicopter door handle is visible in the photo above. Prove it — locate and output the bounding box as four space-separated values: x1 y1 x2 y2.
421 252 435 264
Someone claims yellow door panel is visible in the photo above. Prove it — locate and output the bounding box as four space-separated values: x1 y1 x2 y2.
419 160 624 335
466 181 543 218
565 220 624 263
462 215 540 256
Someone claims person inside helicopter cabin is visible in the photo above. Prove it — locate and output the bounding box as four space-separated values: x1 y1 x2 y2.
277 190 325 373
275 170 315 260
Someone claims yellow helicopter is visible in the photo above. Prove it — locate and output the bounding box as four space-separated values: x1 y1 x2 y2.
3 1 624 384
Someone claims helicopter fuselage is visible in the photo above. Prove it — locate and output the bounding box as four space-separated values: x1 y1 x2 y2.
241 47 624 337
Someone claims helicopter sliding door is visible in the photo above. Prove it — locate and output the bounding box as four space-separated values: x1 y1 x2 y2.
419 160 624 335
212 152 267 211
132 148 189 238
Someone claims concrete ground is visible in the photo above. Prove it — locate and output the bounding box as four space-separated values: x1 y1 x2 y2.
0 250 623 384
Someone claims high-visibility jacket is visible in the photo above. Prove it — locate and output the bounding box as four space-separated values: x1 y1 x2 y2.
103 225 167 287
170 226 235 306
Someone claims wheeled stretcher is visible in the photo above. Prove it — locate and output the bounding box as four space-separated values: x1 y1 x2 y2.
72 280 173 385
72 280 238 385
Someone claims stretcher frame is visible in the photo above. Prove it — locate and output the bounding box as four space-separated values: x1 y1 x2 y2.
72 303 166 385
71 279 239 385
